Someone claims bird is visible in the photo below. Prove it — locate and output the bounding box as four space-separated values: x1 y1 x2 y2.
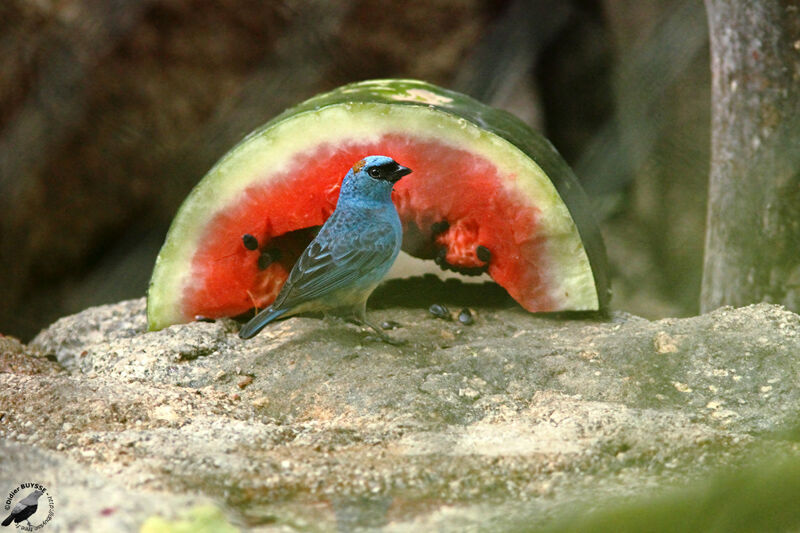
239 155 411 342
2 489 43 527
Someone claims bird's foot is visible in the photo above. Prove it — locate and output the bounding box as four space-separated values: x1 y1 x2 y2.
361 319 406 345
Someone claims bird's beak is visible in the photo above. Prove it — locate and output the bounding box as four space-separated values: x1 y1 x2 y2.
388 165 412 183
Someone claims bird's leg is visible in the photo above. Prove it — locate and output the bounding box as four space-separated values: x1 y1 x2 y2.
354 306 405 345
363 319 405 345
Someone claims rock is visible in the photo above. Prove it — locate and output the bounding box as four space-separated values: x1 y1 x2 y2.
1 299 799 530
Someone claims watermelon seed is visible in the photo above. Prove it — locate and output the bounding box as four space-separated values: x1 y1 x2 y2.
452 263 489 276
258 248 281 270
242 233 259 250
458 308 474 325
431 220 450 234
429 303 451 320
434 247 448 266
433 249 489 277
476 245 491 263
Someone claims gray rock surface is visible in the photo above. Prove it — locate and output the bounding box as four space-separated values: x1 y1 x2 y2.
2 299 800 531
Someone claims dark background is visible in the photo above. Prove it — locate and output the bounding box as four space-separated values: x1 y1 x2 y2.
0 0 710 340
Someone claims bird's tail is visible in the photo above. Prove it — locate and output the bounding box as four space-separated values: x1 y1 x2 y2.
238 307 288 339
2 514 13 526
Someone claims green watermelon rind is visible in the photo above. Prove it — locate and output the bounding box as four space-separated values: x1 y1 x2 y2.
147 79 610 330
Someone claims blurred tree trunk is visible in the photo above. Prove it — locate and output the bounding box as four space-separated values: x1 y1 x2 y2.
701 0 800 313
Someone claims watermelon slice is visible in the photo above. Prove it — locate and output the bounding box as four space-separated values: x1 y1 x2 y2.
147 79 610 331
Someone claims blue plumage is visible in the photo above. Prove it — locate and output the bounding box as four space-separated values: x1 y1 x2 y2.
238 155 411 341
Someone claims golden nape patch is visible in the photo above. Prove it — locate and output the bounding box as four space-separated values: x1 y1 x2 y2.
352 159 366 173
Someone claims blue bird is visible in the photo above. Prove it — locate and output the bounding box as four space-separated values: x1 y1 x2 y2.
238 155 411 342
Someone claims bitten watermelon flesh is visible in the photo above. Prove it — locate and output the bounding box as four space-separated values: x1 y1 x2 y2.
147 79 610 331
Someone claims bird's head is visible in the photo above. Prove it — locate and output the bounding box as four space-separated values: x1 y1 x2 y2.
340 155 411 202
25 490 44 501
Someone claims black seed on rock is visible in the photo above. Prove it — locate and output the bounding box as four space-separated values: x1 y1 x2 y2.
476 245 491 263
431 220 450 234
458 308 474 325
242 233 259 250
381 320 401 330
429 303 451 320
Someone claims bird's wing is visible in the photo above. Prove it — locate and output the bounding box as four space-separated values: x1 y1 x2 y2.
10 501 28 514
272 223 396 310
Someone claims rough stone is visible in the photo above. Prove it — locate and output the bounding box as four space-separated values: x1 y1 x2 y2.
1 299 799 530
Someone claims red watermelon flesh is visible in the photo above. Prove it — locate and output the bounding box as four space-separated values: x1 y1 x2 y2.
186 135 553 320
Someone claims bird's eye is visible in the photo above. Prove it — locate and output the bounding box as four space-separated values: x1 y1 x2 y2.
368 167 381 178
